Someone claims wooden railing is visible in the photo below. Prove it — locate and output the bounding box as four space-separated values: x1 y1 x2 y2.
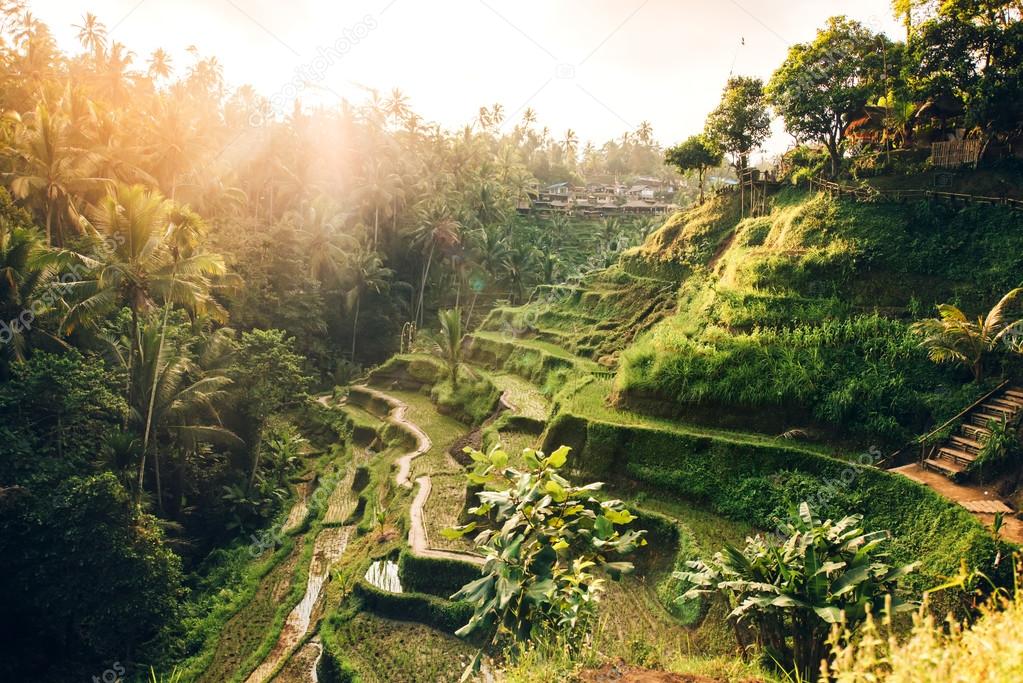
808 176 1023 212
878 380 1010 469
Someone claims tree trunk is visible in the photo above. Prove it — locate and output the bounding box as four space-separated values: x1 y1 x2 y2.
373 206 380 250
45 201 54 246
416 242 435 327
698 167 706 204
247 422 265 493
351 293 361 361
153 440 163 514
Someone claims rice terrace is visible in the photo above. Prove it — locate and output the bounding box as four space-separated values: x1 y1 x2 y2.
0 1 1022 681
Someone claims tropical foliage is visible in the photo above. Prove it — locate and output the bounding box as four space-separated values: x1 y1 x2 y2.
447 445 645 663
679 503 917 681
912 288 1023 381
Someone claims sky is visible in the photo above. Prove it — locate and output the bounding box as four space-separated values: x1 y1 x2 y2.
33 0 903 157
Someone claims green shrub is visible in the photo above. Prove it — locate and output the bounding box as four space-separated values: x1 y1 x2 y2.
549 414 1001 596
396 550 481 598
352 580 474 634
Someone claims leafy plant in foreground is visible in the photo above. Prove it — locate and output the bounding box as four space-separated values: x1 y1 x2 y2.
678 502 917 681
446 444 646 674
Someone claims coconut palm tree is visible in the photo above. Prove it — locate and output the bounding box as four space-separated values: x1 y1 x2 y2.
0 218 71 377
469 223 508 286
72 12 106 59
147 48 173 81
912 288 1023 381
410 204 461 325
428 308 465 389
129 321 238 513
356 158 401 250
344 243 393 361
502 241 536 304
4 102 102 245
62 185 225 500
562 129 579 165
384 87 410 127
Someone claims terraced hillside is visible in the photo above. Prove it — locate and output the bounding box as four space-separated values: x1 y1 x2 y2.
175 188 1016 682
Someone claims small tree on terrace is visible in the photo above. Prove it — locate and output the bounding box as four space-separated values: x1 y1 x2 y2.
767 16 891 177
447 444 645 673
678 502 917 681
665 134 723 204
704 76 771 174
427 307 465 389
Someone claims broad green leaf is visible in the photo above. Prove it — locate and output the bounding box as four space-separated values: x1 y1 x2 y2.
814 606 843 623
441 522 476 540
544 480 567 502
594 515 613 539
603 507 635 525
547 445 570 468
490 449 509 468
832 564 870 596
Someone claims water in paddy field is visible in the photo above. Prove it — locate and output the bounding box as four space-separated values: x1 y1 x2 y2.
364 560 402 593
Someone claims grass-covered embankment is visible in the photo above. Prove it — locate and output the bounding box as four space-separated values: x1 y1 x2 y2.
614 189 1023 443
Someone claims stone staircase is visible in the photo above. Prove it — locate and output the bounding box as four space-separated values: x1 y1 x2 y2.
923 385 1023 476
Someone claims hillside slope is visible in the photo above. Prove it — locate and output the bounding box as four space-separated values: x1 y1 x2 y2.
615 189 1023 444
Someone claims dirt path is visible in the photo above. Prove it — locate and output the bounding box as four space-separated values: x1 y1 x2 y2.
352 385 485 566
893 463 1023 543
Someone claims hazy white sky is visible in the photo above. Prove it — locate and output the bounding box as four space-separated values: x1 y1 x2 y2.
33 0 902 156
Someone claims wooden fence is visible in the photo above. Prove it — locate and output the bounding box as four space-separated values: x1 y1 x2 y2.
808 176 1023 212
930 139 983 168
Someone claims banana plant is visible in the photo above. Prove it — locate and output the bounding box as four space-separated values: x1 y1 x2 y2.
446 444 646 678
678 502 917 681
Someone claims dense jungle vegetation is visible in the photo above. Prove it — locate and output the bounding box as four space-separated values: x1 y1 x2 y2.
1 0 1022 682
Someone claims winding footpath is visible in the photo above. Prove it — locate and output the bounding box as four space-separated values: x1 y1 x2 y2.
352 385 485 566
239 385 491 682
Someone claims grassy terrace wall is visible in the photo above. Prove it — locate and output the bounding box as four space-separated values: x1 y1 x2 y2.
479 269 678 363
543 411 1001 597
613 189 1023 444
365 354 501 425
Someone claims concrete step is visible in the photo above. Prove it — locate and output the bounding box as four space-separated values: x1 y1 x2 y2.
923 457 965 476
950 435 984 452
938 446 977 466
962 423 992 438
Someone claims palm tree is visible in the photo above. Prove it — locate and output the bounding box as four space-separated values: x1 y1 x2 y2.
410 204 461 325
537 242 560 285
147 48 173 81
72 12 106 59
428 308 465 389
357 158 401 249
299 200 348 283
0 218 70 377
62 185 225 500
384 87 410 127
469 224 509 286
502 241 536 304
129 321 238 513
562 129 579 165
344 244 393 361
912 288 1023 381
635 120 654 145
601 216 623 244
4 102 102 245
